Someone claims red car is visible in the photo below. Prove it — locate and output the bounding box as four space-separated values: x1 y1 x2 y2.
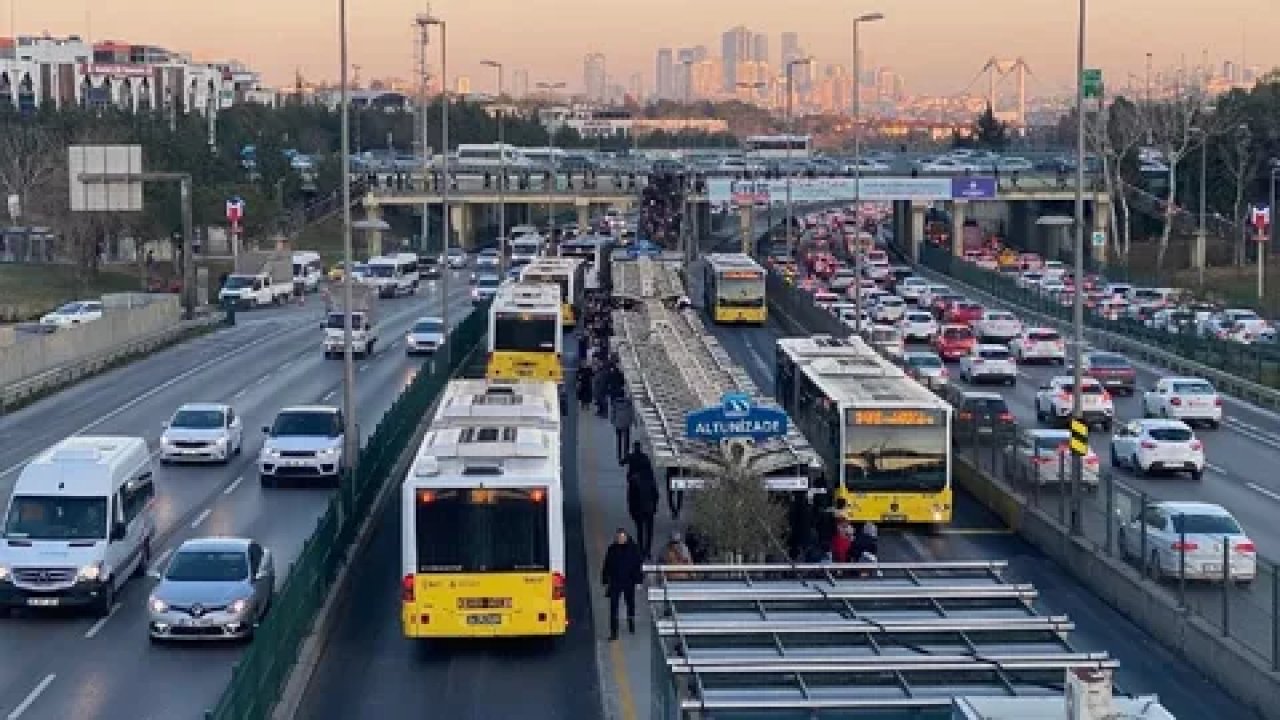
933 323 977 361
944 300 984 326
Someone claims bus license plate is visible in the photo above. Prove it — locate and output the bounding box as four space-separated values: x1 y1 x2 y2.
466 614 502 626
881 513 908 522
26 597 58 607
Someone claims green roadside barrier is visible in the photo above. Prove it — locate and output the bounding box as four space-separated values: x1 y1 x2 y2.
204 303 489 720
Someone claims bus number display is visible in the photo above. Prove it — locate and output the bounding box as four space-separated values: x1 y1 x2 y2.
721 270 763 280
850 409 943 426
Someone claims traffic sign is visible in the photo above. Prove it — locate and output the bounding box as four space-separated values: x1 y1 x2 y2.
1091 231 1106 248
685 392 788 442
1082 69 1103 99
1069 419 1089 456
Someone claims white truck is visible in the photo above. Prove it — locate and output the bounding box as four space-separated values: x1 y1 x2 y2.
219 251 295 308
323 284 378 358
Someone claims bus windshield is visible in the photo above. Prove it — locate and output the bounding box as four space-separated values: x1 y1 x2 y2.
493 312 557 352
716 274 765 308
843 423 947 493
524 274 568 301
414 488 550 572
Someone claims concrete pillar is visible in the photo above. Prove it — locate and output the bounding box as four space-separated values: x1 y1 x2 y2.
909 201 927 262
1093 193 1110 267
893 199 910 255
450 204 473 251
950 200 968 257
576 201 590 231
364 203 384 258
738 202 754 255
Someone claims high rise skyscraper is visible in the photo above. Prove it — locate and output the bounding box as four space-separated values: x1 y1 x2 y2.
629 72 644 102
721 25 753 91
511 68 529 99
584 52 607 101
752 33 769 65
656 48 674 100
781 32 800 63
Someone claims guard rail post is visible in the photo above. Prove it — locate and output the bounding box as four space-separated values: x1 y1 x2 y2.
1139 491 1149 577
1222 541 1231 637
1273 571 1279 671
1103 469 1114 556
1178 516 1188 607
1057 459 1067 526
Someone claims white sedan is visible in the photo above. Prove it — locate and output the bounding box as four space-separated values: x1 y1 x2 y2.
160 403 244 464
959 344 1017 385
40 300 104 327
898 311 938 342
974 310 1023 342
1119 501 1255 583
1010 328 1066 364
1142 377 1222 428
1109 419 1204 480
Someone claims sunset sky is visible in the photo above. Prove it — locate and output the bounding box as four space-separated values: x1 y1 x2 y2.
8 0 1278 96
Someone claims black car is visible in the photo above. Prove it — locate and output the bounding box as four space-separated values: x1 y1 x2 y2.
942 389 1015 446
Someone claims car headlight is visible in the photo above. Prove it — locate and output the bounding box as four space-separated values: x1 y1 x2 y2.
263 447 282 458
229 598 250 615
77 563 103 582
149 596 168 614
214 436 228 447
319 446 342 458
0 565 9 582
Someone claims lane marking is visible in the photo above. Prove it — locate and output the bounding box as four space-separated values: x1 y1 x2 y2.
83 603 121 639
149 548 173 575
7 674 55 720
223 476 244 495
322 390 336 401
279 361 293 370
190 508 213 529
358 363 369 372
1205 463 1227 475
255 374 271 385
1247 483 1280 503
232 389 247 400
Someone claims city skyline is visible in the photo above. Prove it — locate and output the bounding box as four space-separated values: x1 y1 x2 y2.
6 0 1278 97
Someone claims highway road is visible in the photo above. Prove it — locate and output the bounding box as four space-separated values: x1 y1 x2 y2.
292 335 600 720
696 274 1260 719
0 274 475 720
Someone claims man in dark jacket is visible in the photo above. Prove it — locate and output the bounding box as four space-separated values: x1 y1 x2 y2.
601 528 643 640
610 394 635 463
622 442 660 557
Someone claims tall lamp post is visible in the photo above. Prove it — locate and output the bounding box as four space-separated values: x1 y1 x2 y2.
852 11 884 336
424 15 450 359
414 15 432 258
1068 0 1088 535
1193 126 1208 288
536 80 567 236
785 57 812 256
737 80 769 255
337 0 358 467
481 59 506 278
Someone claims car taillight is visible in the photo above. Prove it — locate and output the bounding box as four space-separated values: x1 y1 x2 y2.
1189 440 1203 451
1101 390 1112 402
998 412 1014 422
1085 455 1099 466
1140 440 1158 450
1057 392 1071 402
972 357 984 364
958 411 974 420
1214 397 1222 407
939 368 949 378
552 572 566 601
1235 541 1256 554
1171 540 1199 552
401 574 415 603
1170 397 1182 406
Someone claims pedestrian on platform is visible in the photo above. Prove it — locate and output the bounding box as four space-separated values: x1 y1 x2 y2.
851 522 878 563
659 532 693 580
610 393 634 462
592 361 609 417
576 363 594 411
601 528 643 641
830 520 855 563
623 441 660 557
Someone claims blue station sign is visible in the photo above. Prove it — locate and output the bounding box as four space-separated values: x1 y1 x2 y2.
685 392 789 442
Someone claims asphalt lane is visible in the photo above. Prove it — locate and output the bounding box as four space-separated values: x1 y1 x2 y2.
705 297 1259 719
294 339 602 720
0 275 476 720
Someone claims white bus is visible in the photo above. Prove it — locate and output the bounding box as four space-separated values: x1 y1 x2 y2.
454 143 539 170
744 134 812 160
366 254 419 298
400 379 566 638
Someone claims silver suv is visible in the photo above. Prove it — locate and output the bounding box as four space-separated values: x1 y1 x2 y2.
258 406 345 488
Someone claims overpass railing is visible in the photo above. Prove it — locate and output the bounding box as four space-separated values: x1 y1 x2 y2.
204 305 488 720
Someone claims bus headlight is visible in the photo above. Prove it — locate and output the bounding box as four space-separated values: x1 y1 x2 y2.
77 563 103 582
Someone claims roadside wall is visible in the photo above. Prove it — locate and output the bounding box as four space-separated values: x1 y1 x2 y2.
0 294 181 385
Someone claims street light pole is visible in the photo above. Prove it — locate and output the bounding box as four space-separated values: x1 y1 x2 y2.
785 58 811 257
1197 128 1207 288
536 81 566 237
852 12 884 337
1069 0 1088 535
482 59 506 278
338 0 358 467
426 16 450 358
414 15 431 258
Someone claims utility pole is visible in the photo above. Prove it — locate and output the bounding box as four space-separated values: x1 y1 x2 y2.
425 15 450 358
338 0 359 472
415 14 432 256
852 12 885 337
785 58 812 256
482 59 506 277
1069 0 1088 535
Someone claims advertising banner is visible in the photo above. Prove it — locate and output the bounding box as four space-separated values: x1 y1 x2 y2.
708 177 994 206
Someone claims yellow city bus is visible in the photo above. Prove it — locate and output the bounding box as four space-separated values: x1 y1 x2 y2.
486 282 564 383
775 335 954 526
703 253 767 325
520 258 584 328
401 380 566 638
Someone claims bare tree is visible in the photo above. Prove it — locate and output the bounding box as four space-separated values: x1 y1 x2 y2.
1087 98 1145 262
1218 124 1259 266
0 124 64 223
1140 89 1220 274
688 441 790 562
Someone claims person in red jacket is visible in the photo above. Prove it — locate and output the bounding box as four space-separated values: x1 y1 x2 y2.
830 520 854 563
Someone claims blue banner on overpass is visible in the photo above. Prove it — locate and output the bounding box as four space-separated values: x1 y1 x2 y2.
707 177 997 207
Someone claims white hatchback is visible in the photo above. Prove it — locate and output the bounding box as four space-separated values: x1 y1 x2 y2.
974 310 1023 342
871 295 906 323
897 277 929 303
1142 377 1222 428
898 311 938 342
959 344 1017 385
1110 419 1204 480
1010 327 1065 364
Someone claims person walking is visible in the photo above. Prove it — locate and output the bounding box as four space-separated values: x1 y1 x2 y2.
592 360 610 418
610 393 634 463
575 362 594 411
601 528 643 641
623 441 660 557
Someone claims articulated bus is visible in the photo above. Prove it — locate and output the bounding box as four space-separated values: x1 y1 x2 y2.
487 282 564 382
401 379 566 638
520 258 584 327
703 253 768 325
775 335 953 526
743 134 812 160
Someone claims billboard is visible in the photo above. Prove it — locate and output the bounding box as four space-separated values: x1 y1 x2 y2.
707 177 997 207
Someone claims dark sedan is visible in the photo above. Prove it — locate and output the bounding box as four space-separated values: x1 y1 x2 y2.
1079 351 1137 395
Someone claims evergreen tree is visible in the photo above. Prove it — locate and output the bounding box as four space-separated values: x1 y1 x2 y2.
973 103 1008 152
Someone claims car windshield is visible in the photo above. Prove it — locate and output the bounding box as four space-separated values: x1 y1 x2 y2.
1029 331 1060 341
4 496 108 540
1060 382 1103 394
988 312 1014 321
1148 427 1193 442
1171 514 1242 536
55 303 84 314
171 409 226 429
271 411 339 437
943 327 972 339
907 355 942 368
368 265 395 278
412 320 444 333
978 348 1010 359
963 397 1008 413
906 313 932 322
223 276 254 290
165 550 249 582
477 277 500 289
1172 382 1214 395
1089 354 1130 367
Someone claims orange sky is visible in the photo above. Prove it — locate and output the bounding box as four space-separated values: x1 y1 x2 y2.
7 0 1277 95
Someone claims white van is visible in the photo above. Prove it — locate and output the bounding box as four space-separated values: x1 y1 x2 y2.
510 233 544 266
292 251 324 292
0 436 156 616
366 254 419 298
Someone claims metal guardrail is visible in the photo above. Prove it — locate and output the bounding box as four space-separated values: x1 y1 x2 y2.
203 305 487 720
0 313 223 414
913 244 1280 410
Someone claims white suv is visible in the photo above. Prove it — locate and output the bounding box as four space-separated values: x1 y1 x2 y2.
974 310 1023 342
1110 419 1204 480
871 295 906 323
959 344 1017 385
898 311 938 342
897 277 929 303
1142 377 1222 428
1035 376 1114 430
1011 327 1065 364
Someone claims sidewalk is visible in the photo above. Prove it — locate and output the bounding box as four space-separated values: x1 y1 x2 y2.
578 400 677 720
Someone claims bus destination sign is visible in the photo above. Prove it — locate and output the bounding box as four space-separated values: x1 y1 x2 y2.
849 409 944 426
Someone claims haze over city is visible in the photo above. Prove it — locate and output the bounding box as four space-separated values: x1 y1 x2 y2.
8 0 1279 96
